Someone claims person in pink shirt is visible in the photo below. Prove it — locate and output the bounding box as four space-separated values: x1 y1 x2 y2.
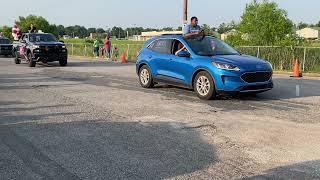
104 36 111 59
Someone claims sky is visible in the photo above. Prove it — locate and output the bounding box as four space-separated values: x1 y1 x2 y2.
0 0 319 28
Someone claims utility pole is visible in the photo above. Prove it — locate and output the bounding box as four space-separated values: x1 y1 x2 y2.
182 0 188 26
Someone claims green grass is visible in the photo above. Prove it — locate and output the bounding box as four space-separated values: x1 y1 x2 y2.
61 38 144 45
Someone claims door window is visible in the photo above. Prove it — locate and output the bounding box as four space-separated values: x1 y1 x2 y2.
148 39 172 54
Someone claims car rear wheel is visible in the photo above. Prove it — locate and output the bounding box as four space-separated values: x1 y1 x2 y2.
139 65 154 88
59 58 68 66
14 51 21 64
194 71 216 100
28 53 36 67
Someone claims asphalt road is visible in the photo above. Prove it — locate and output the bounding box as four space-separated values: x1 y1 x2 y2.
1 57 320 180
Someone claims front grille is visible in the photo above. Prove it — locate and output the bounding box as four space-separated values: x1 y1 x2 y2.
40 46 61 54
241 71 272 83
0 45 12 50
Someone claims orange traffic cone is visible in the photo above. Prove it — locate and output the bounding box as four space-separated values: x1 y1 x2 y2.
291 59 302 78
120 53 127 64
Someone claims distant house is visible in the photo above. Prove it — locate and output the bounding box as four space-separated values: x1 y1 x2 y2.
296 27 320 40
221 29 236 40
130 31 183 41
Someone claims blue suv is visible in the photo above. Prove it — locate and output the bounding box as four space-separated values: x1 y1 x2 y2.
136 35 273 100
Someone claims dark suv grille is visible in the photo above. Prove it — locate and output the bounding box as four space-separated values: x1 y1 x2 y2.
40 46 61 54
241 72 272 83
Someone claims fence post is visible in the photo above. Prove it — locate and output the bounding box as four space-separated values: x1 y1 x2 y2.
127 44 130 60
257 46 260 58
303 47 306 72
71 43 74 56
84 44 87 56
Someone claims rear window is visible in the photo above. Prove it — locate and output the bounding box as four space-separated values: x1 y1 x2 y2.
0 39 11 44
148 39 172 54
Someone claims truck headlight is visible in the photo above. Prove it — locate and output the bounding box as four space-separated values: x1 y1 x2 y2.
62 45 66 49
33 45 40 49
212 62 240 71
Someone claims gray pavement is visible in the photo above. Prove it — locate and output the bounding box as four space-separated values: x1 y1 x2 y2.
1 57 320 179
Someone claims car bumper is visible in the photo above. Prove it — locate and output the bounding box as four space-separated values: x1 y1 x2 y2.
33 52 68 62
210 68 273 94
0 49 13 55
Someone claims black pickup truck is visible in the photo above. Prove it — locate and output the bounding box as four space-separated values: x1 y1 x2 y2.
0 37 13 56
13 33 68 67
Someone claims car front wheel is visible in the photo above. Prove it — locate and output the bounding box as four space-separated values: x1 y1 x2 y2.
14 51 21 64
194 71 216 100
59 58 68 66
28 53 36 67
139 65 154 88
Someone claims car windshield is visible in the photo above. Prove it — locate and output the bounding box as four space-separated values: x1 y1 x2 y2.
29 34 57 42
0 39 11 44
184 36 240 56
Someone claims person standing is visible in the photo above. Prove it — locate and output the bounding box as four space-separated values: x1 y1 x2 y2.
183 16 203 38
93 38 100 58
12 25 22 41
104 36 111 60
28 24 37 33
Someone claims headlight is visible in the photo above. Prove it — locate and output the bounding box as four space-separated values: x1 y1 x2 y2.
212 62 240 71
62 45 66 49
33 45 40 49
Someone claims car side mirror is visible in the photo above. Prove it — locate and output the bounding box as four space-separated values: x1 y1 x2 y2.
177 51 190 58
59 40 64 43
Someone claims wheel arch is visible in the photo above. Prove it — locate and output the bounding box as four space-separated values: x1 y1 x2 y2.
191 68 216 88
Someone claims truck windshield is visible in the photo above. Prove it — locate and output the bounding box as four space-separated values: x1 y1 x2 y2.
184 36 239 56
0 39 11 44
29 34 57 42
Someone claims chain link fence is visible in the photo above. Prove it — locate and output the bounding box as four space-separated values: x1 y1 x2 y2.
66 43 320 72
237 46 320 72
65 43 144 62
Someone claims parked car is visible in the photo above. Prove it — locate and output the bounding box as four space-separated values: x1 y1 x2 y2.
136 34 273 100
13 33 68 67
0 37 13 57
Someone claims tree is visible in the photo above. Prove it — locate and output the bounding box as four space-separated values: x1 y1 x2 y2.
96 28 105 34
298 22 308 29
110 26 125 38
16 15 50 33
236 0 293 46
0 26 12 39
316 21 320 27
201 24 214 36
57 25 66 37
217 21 236 34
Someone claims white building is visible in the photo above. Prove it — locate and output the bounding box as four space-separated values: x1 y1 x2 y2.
130 31 183 41
296 27 320 40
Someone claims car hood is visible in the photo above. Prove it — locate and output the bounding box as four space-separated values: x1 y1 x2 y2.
33 42 64 46
212 55 272 71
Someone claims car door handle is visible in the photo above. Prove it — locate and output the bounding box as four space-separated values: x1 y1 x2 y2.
148 55 152 59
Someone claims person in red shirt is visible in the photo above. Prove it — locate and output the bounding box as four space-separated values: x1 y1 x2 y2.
104 36 111 59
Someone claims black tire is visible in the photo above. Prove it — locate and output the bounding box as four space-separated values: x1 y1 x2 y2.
14 51 21 64
59 58 68 67
193 71 216 100
28 53 36 67
139 65 154 88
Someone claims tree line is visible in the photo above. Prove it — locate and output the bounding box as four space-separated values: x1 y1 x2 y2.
1 0 319 46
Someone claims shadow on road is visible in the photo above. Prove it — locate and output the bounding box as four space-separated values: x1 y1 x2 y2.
243 160 320 179
0 119 217 179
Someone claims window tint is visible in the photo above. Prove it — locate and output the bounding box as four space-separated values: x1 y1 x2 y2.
0 39 11 44
148 39 172 54
172 40 189 55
